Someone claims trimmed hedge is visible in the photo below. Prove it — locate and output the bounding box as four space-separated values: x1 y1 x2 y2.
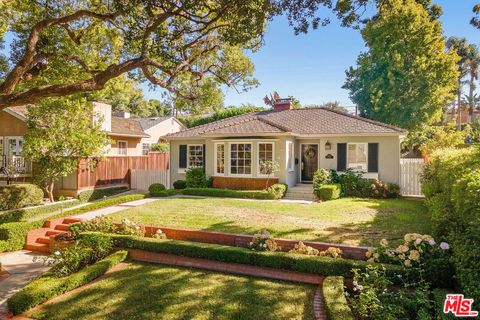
323 276 355 320
77 186 128 202
148 183 166 196
0 194 147 253
150 189 176 197
0 199 80 224
182 184 288 200
173 180 187 189
317 184 341 201
91 233 405 281
0 184 44 211
7 250 128 315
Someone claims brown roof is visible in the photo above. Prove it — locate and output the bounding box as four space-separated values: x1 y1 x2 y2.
166 107 406 138
110 117 150 138
4 105 28 120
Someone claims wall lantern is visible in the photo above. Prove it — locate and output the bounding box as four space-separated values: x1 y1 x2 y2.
325 141 331 150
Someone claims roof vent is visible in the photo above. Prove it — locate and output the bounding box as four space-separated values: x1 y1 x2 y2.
273 98 293 111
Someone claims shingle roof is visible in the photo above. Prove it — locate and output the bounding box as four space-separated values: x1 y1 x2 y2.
166 107 405 138
138 116 173 130
110 117 150 138
4 105 28 120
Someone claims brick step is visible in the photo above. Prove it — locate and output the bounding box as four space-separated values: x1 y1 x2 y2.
36 237 51 245
62 217 82 224
24 243 50 253
46 230 65 237
54 224 70 231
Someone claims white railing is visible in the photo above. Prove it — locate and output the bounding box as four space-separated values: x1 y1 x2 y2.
400 158 424 196
131 169 170 191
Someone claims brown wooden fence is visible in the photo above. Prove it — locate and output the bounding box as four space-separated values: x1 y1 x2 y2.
76 152 169 189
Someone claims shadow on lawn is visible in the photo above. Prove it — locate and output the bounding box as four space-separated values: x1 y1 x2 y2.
31 262 315 320
201 221 316 239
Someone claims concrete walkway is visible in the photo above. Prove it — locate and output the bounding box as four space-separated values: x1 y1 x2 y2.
70 198 160 220
0 251 50 315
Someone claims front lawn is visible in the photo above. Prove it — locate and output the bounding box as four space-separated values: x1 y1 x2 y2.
29 262 316 320
108 197 430 247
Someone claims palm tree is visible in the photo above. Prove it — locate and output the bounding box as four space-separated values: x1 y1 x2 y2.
464 44 480 123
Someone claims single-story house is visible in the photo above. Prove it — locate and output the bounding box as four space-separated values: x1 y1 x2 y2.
165 99 406 189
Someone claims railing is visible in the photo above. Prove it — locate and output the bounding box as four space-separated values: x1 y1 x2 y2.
0 155 32 174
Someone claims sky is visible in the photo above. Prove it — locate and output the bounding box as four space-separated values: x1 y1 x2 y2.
142 0 480 109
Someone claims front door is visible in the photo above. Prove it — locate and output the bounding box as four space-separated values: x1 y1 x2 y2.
301 144 318 182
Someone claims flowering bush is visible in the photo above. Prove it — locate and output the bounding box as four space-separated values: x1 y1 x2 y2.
319 247 343 259
289 241 320 255
368 179 400 198
249 229 280 251
69 216 145 239
152 228 167 239
366 233 453 288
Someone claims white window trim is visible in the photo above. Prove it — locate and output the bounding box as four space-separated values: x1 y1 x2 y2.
117 140 128 156
257 142 275 177
228 142 253 177
214 142 225 176
286 141 295 172
187 144 204 169
346 142 368 172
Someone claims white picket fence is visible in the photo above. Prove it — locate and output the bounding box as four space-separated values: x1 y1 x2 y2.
131 169 169 191
400 158 424 196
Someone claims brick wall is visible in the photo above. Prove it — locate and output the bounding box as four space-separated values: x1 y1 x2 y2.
212 177 279 190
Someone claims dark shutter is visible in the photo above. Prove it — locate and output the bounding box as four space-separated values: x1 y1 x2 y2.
337 143 347 171
202 144 206 168
368 143 379 173
179 145 187 169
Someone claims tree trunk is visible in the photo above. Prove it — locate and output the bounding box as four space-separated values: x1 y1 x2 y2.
457 81 462 131
468 74 475 124
46 181 55 203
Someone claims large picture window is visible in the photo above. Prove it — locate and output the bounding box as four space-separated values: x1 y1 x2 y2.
230 143 251 175
215 143 225 175
188 145 203 168
258 142 274 175
347 143 367 171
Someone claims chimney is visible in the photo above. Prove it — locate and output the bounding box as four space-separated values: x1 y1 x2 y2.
272 98 293 111
113 111 131 119
92 101 112 132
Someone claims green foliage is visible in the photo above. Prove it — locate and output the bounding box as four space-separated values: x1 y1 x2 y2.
267 183 288 199
0 184 44 211
150 143 169 152
432 289 457 320
77 186 128 202
173 180 187 190
90 233 405 280
150 189 176 197
343 0 459 131
0 199 80 224
317 184 341 201
22 98 110 201
312 168 333 195
419 124 466 156
335 169 400 198
323 276 355 320
69 216 145 239
182 186 287 200
179 105 263 128
185 167 208 188
7 250 128 315
148 183 166 196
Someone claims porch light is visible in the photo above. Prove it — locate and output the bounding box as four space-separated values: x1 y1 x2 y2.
325 141 331 150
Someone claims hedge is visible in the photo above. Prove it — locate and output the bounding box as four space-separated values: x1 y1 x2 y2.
7 250 128 315
182 184 288 200
0 184 44 211
432 289 456 320
317 184 341 201
150 189 176 197
323 276 355 320
0 194 147 253
0 199 80 224
77 186 128 202
89 233 406 281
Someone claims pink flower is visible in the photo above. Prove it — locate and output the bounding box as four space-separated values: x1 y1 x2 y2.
415 238 422 245
439 242 450 250
428 239 436 246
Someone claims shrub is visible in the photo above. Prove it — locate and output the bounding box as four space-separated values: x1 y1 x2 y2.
182 188 276 200
77 186 128 202
151 142 169 152
173 180 187 189
0 199 80 224
432 289 457 320
69 216 145 239
313 168 332 195
148 183 166 196
90 233 406 281
7 250 128 315
248 229 279 251
185 167 208 188
267 183 288 199
150 189 176 197
317 184 341 201
323 276 355 320
0 184 44 211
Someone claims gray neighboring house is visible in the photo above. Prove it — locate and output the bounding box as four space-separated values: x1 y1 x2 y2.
165 99 406 189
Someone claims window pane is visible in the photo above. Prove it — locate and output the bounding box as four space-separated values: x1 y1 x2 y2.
230 143 252 175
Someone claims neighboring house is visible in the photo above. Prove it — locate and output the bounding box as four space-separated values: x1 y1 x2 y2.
446 106 480 124
166 99 406 190
0 101 183 183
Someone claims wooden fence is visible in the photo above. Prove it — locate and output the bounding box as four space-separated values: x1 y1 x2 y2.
400 158 424 196
76 152 169 189
131 169 169 191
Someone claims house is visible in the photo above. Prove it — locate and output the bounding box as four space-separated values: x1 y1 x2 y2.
166 99 406 190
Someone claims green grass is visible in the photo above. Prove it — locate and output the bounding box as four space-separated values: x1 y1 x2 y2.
108 197 430 247
29 262 316 320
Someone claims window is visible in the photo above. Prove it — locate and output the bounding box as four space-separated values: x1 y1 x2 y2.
142 143 151 155
117 140 128 156
188 144 203 168
347 143 367 171
230 143 252 175
215 143 225 175
287 141 294 171
258 142 274 175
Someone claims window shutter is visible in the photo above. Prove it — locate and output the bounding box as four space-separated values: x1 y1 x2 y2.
337 143 347 171
179 145 187 169
202 144 206 168
368 143 379 173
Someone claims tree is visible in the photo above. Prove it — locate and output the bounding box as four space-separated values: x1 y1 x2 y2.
464 45 480 124
259 159 280 189
343 0 459 131
304 101 349 113
21 97 110 202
